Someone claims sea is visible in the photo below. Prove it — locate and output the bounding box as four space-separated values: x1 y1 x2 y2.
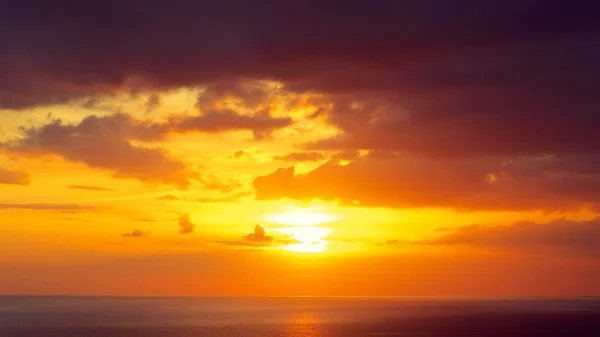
1 296 599 336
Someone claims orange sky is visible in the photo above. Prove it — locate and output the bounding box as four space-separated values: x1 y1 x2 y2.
2 84 600 296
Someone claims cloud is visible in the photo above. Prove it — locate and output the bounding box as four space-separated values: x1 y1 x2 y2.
215 224 295 248
0 203 96 212
1 113 196 188
273 152 325 162
243 224 273 242
253 155 600 211
0 167 30 185
193 192 250 203
197 175 243 193
144 92 161 113
1 1 597 123
2 1 600 214
169 109 292 140
232 150 247 159
422 218 600 257
157 194 180 201
67 185 115 192
178 214 195 235
377 239 400 246
122 229 149 238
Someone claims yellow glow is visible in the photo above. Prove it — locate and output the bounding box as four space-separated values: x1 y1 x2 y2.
276 226 331 253
267 211 337 226
284 242 328 253
277 226 331 243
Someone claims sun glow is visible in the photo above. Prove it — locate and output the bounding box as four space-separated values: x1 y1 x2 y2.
267 211 337 226
275 226 332 253
284 242 328 253
268 209 336 253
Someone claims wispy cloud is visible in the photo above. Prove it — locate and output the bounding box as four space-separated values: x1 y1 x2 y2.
122 229 149 238
68 185 115 192
421 218 600 257
0 203 97 212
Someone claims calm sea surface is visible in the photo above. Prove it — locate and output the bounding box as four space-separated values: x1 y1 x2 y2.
1 296 599 336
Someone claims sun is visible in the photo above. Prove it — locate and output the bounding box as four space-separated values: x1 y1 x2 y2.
280 227 331 253
267 208 336 253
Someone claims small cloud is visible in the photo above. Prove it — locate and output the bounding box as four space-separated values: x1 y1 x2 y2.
198 176 242 193
68 185 115 192
273 152 326 162
122 229 149 237
243 224 273 242
193 191 250 203
0 167 30 185
0 203 96 212
232 150 247 159
215 224 297 248
131 217 157 222
157 194 180 201
178 214 195 235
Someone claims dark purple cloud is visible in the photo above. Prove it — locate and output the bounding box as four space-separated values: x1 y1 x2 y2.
0 1 598 157
170 109 292 140
2 0 600 206
1 0 598 111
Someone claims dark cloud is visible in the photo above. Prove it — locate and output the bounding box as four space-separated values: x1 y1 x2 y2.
122 229 149 238
1 109 290 188
243 224 273 242
423 218 600 257
1 113 196 188
169 109 292 140
0 203 96 212
67 185 115 192
0 167 30 185
253 155 600 211
178 214 195 235
1 1 598 114
273 152 326 162
2 0 600 208
143 92 161 114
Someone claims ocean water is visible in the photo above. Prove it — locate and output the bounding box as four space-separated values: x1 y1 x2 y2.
1 297 599 336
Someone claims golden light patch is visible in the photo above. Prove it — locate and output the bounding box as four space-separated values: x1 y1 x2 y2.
276 226 331 253
267 211 337 226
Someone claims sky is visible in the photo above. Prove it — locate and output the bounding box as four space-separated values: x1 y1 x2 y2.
1 0 600 296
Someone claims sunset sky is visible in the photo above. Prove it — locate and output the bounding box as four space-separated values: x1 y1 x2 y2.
1 0 600 296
